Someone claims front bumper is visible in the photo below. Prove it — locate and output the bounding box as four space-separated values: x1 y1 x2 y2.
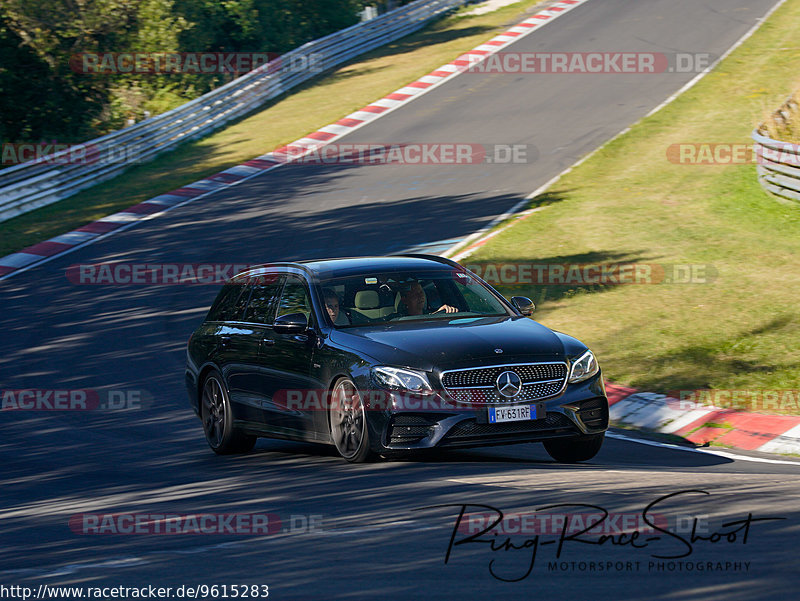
364 372 607 452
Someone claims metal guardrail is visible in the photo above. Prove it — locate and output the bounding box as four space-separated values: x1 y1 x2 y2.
0 0 466 223
753 99 800 205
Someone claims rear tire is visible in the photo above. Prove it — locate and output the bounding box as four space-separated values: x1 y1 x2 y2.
200 371 257 455
543 433 604 463
329 378 376 463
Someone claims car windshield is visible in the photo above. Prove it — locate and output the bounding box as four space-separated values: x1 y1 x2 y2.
319 268 511 327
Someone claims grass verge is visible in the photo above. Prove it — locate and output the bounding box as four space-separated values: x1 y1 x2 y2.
465 0 800 406
0 0 548 258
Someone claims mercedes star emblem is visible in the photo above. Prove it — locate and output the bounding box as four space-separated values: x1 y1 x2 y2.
496 370 522 398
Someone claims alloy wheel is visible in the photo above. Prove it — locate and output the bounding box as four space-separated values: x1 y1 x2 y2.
202 376 226 448
330 379 367 460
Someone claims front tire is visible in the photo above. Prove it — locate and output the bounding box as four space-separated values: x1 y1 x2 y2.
200 371 256 455
543 433 604 463
329 378 375 463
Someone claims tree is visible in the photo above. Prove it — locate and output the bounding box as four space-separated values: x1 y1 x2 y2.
0 0 373 143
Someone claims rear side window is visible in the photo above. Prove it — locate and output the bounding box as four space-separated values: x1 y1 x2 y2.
244 276 284 324
206 284 248 322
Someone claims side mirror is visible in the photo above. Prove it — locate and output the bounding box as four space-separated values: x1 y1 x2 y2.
511 296 535 316
274 312 309 333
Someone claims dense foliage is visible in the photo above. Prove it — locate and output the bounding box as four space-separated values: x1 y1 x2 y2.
0 0 390 143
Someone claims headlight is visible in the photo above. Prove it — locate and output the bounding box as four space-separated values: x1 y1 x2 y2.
372 366 434 396
568 350 599 383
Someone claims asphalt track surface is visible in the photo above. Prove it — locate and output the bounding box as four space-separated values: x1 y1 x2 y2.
1 1 798 599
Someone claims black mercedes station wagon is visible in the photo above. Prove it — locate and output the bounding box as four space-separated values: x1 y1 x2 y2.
185 255 608 463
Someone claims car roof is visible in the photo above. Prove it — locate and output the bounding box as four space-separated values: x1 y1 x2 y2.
232 255 462 281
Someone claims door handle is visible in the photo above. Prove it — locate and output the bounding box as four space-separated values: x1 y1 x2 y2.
263 338 276 346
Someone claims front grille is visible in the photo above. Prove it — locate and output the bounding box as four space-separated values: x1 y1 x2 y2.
440 363 567 405
444 412 575 440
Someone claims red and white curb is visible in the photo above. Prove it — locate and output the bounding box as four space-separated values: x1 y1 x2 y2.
606 385 800 456
0 0 592 282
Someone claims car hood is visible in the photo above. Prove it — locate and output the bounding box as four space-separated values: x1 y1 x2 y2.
330 316 572 372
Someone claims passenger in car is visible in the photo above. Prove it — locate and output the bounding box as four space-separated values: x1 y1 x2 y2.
322 288 350 326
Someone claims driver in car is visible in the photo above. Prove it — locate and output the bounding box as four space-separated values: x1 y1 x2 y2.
389 281 458 319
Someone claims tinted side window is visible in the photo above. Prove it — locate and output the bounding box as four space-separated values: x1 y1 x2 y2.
276 276 312 322
243 276 284 324
454 277 506 313
206 284 247 322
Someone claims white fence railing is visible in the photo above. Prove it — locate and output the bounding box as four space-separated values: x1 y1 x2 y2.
0 0 466 223
753 128 800 205
753 97 800 205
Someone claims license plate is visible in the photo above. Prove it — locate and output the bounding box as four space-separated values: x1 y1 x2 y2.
488 404 537 423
